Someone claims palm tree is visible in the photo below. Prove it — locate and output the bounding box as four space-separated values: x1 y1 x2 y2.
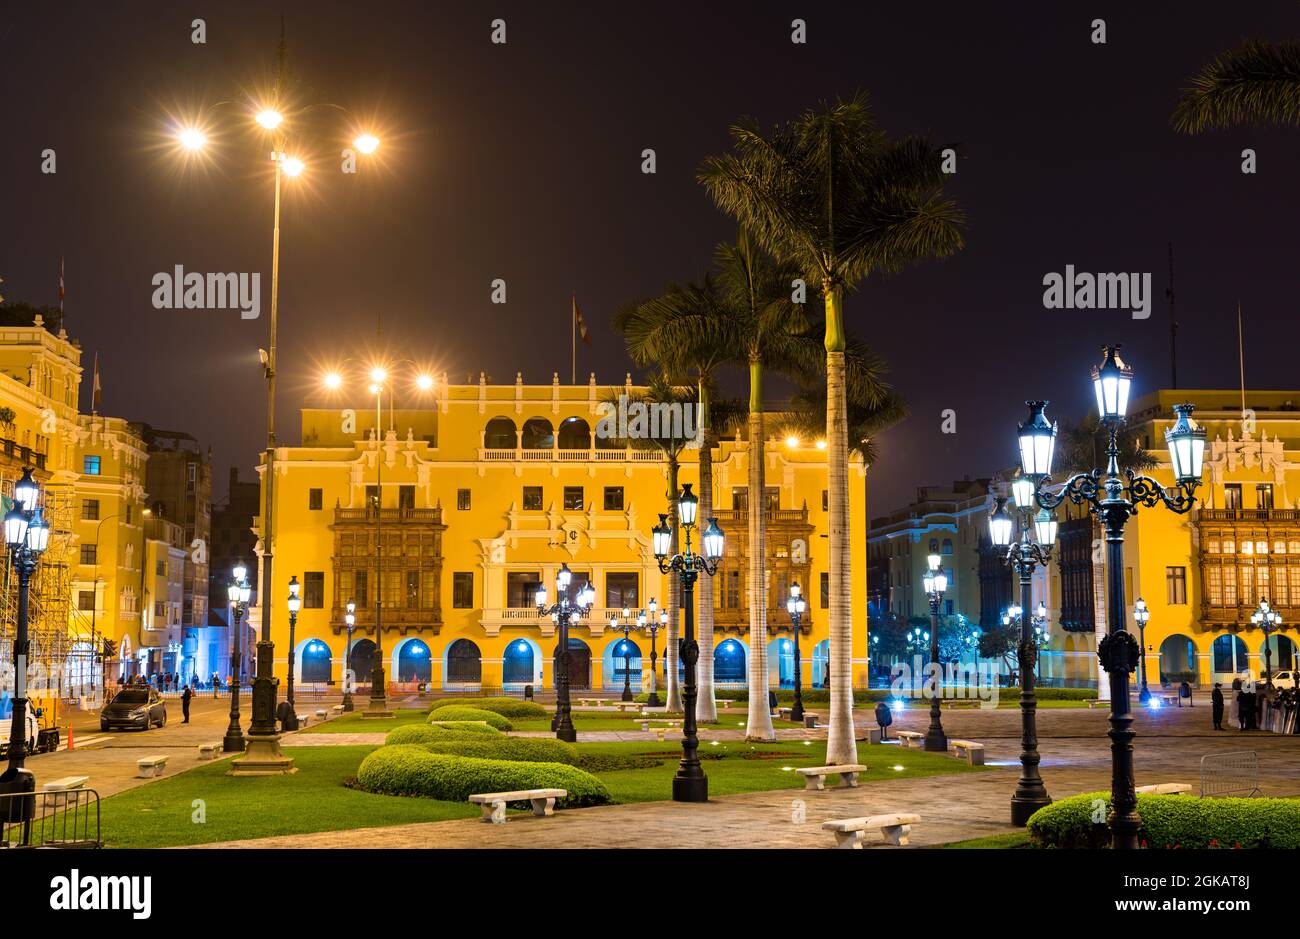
700 93 965 763
599 372 697 710
1172 40 1300 132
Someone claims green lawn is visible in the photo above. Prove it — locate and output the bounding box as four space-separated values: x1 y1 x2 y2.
297 710 430 734
509 712 804 732
941 831 1034 849
97 746 479 848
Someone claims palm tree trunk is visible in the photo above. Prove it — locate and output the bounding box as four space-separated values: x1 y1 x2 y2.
665 457 682 712
825 287 858 765
696 424 718 723
745 361 775 741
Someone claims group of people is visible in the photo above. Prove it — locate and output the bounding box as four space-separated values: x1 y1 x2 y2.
118 671 185 692
1211 678 1281 731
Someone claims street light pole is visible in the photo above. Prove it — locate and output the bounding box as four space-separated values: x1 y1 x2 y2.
1251 599 1282 689
616 613 635 702
537 564 593 743
224 561 251 753
2 469 50 778
1019 348 1206 849
922 553 949 752
652 484 725 803
342 600 356 712
1134 598 1151 703
787 582 807 722
286 575 301 710
644 600 663 707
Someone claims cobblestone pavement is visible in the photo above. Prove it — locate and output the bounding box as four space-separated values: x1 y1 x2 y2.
195 702 1299 849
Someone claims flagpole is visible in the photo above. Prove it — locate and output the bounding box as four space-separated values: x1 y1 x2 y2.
1238 301 1246 418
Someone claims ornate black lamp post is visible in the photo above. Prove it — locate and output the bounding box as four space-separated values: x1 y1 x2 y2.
537 563 594 743
1018 346 1206 849
786 582 807 722
224 561 252 752
642 600 663 707
2 468 49 778
286 575 300 708
612 610 637 702
989 489 1057 825
921 553 949 752
652 484 725 803
341 600 356 711
1032 602 1050 681
1133 597 1152 703
1251 598 1283 689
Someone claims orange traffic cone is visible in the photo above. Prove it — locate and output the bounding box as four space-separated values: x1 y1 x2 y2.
66 725 74 751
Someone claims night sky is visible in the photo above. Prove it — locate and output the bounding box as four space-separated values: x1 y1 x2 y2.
2 1 1298 513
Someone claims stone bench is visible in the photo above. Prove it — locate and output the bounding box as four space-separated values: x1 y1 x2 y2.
717 699 735 708
41 776 88 810
315 709 328 719
949 739 985 765
822 813 921 848
469 788 568 824
896 731 924 748
1136 782 1192 795
943 699 981 710
795 763 868 791
137 755 169 778
197 741 223 761
1086 699 1107 709
612 702 642 712
296 714 310 726
331 704 345 713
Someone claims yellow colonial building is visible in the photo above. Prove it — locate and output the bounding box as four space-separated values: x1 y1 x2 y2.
257 373 870 695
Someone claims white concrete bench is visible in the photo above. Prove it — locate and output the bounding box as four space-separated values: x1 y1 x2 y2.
897 731 924 748
716 699 735 709
612 701 642 712
1086 699 1107 709
137 755 169 778
796 763 868 791
469 788 568 823
777 707 794 720
41 776 88 810
197 742 222 761
315 709 327 719
822 813 921 848
296 714 310 726
1136 782 1192 795
331 704 345 713
949 739 985 765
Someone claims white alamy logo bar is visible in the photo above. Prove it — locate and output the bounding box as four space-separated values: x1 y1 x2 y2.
151 265 261 319
594 394 703 446
1042 265 1151 320
50 869 152 919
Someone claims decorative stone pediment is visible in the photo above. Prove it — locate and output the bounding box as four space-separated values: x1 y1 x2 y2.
1208 428 1286 485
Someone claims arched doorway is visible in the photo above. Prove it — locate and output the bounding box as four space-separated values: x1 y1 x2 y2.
445 639 482 687
714 638 746 687
811 639 829 689
602 638 642 692
483 417 517 449
1262 634 1297 673
769 637 796 688
552 638 591 690
557 416 591 450
300 640 332 683
1158 634 1198 686
396 638 432 682
349 639 376 689
1211 634 1248 679
503 639 537 685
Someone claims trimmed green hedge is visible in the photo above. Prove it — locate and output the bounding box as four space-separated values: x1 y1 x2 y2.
720 686 1097 705
419 737 579 765
386 722 502 746
357 745 609 806
427 706 513 730
1027 791 1300 849
428 696 548 719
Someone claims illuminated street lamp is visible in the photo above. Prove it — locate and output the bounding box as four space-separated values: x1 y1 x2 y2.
286 576 301 713
786 582 808 722
921 553 949 752
1251 598 1284 689
641 599 664 707
342 600 356 712
1015 346 1205 849
224 561 252 753
1133 598 1152 703
612 609 637 701
653 484 724 802
1 468 50 781
537 563 594 742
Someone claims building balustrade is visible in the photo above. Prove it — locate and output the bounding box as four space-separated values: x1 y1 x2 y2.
333 506 444 522
1197 508 1300 521
477 446 663 463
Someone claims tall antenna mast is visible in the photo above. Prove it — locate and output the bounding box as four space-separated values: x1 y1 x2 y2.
1166 243 1178 389
1237 301 1246 419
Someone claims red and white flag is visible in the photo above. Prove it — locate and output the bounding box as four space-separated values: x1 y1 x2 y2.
58 257 65 313
92 352 102 414
573 294 591 345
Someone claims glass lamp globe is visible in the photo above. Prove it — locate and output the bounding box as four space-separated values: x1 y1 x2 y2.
701 518 724 562
25 509 49 554
1017 401 1057 478
1011 473 1036 511
14 467 40 511
233 560 247 582
652 515 672 559
556 563 572 592
677 484 699 527
1091 345 1133 421
1033 509 1058 548
988 498 1015 548
1165 404 1207 485
535 584 547 609
4 508 27 550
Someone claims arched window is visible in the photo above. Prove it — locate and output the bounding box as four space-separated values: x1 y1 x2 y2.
484 417 517 450
714 639 746 683
1211 634 1248 675
397 640 431 682
604 638 642 691
557 416 591 450
1158 634 1197 686
769 638 795 688
503 640 535 684
349 639 376 686
929 538 939 552
942 538 954 555
446 639 482 683
1263 634 1296 672
521 418 554 449
301 640 332 683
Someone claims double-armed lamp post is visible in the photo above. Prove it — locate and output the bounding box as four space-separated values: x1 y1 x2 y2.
1251 599 1284 689
611 608 638 701
536 564 594 743
652 484 725 803
786 582 807 723
1011 346 1205 848
342 600 356 712
1133 597 1152 703
224 562 252 753
286 575 301 710
641 600 664 707
921 553 949 752
989 478 1058 825
1 468 50 779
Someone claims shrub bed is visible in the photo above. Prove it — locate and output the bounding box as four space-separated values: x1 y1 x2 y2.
357 746 610 807
721 686 1096 705
386 723 502 746
1027 791 1300 849
428 696 548 719
419 737 579 765
427 706 513 730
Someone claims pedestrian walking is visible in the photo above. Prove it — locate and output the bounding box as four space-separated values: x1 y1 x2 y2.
1211 683 1224 730
212 671 220 698
181 684 192 723
1230 677 1242 729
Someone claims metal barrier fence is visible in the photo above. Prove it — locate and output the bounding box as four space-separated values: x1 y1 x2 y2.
1 786 101 848
1200 751 1261 798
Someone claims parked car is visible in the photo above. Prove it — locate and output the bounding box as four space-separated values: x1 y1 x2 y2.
1270 670 1297 691
100 688 167 731
0 704 41 757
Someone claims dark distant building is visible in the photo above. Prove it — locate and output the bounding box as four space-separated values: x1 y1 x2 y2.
210 466 260 680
